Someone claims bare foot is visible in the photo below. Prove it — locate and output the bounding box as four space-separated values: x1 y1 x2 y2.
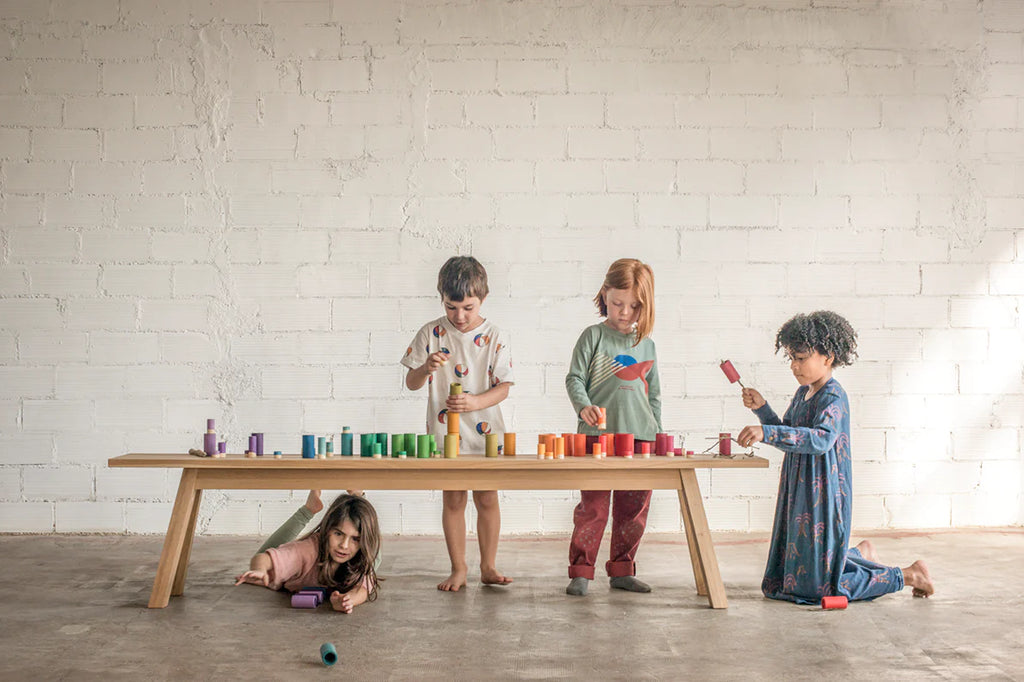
855 539 879 563
438 566 468 592
304 490 323 514
903 560 934 598
481 567 513 586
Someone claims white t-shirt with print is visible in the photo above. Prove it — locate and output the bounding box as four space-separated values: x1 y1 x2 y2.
400 316 514 454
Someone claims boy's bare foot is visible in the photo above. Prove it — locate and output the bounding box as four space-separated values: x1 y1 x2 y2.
438 566 468 592
304 490 323 514
903 560 934 598
481 567 513 586
855 540 879 563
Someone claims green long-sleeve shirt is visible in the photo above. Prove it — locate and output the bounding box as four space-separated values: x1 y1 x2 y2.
565 323 662 440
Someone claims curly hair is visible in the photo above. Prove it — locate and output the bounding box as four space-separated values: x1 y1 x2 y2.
775 310 858 367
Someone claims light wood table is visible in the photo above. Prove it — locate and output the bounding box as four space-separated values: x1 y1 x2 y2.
108 452 768 609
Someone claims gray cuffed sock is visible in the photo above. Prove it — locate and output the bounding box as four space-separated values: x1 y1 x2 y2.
610 576 651 593
566 577 590 596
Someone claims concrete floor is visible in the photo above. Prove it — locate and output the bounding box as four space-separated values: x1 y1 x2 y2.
1 530 1023 681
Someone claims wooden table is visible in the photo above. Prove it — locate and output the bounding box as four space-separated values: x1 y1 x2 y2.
108 453 768 609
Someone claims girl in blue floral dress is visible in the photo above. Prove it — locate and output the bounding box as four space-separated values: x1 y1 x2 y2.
737 311 934 604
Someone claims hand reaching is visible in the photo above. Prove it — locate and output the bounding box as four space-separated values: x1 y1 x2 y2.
235 570 270 587
737 425 764 448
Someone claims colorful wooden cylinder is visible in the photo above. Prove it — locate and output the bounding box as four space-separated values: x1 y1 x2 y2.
561 432 575 457
341 427 353 456
447 383 461 435
302 434 316 459
573 434 586 457
503 432 516 456
485 433 499 457
320 642 338 666
444 433 459 458
417 434 431 459
719 433 731 456
614 433 634 457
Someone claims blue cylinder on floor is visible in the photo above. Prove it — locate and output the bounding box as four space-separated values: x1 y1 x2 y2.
320 642 337 666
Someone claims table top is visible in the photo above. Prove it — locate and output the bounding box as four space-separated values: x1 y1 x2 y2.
109 452 769 470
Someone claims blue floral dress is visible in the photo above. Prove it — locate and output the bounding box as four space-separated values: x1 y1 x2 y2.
754 377 903 604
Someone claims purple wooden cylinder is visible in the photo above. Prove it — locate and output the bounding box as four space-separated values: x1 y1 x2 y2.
255 432 264 456
217 441 226 454
203 432 216 456
291 593 319 608
206 419 215 432
248 435 257 453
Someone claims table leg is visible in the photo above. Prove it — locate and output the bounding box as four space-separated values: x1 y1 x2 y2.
171 485 203 596
677 486 708 596
148 469 199 608
678 470 728 609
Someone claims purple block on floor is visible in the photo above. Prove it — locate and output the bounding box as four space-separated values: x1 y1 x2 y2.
300 586 329 603
291 593 319 609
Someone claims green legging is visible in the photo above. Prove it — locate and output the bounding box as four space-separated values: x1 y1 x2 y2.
257 505 314 554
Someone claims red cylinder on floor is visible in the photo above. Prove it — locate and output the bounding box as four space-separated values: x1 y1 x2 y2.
821 596 848 610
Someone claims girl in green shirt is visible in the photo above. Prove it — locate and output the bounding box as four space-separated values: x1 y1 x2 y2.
564 258 662 597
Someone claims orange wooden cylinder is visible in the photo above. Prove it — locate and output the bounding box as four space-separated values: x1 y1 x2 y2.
561 432 575 457
503 432 516 456
573 434 587 457
543 433 555 455
554 437 565 457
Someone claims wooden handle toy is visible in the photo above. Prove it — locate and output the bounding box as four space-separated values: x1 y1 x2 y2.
719 360 745 388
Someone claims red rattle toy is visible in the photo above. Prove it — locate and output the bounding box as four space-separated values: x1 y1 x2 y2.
719 359 745 388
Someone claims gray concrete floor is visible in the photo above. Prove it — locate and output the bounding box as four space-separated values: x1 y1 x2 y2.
1 529 1023 681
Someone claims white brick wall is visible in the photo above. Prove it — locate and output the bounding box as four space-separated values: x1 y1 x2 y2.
0 0 1021 536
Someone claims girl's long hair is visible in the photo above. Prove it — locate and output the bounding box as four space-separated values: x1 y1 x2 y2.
300 494 381 601
593 258 655 345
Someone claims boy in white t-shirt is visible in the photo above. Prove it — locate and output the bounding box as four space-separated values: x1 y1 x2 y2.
401 256 514 592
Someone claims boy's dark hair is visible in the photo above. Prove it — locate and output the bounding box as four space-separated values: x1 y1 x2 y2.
775 310 858 367
437 256 488 301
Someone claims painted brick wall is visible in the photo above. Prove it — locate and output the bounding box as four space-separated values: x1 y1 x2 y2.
1 0 1022 535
